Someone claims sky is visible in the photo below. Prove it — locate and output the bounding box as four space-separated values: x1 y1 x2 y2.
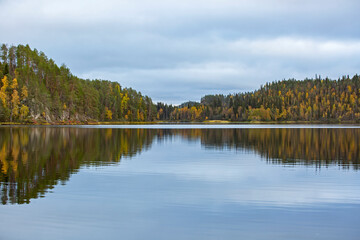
0 0 359 104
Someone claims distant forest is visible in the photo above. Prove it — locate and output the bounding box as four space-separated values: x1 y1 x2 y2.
1 44 360 123
157 75 360 122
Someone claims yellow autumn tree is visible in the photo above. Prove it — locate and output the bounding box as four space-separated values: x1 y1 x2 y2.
20 105 29 120
137 110 141 121
11 90 20 118
157 108 163 120
21 86 28 100
0 76 8 106
115 84 121 95
120 93 129 115
11 78 18 89
105 107 112 120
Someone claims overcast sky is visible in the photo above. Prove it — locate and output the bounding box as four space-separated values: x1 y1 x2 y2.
0 0 359 104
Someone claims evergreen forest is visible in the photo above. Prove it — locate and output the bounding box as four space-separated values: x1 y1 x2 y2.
0 44 156 123
157 75 360 122
1 44 360 123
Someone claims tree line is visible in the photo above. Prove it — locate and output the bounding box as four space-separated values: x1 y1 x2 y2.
157 75 360 122
0 44 156 123
1 44 360 123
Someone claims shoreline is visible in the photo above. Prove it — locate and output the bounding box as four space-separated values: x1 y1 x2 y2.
1 120 360 126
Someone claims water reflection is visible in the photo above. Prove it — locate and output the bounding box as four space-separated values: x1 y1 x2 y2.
0 127 156 204
0 127 359 204
157 128 360 167
186 128 360 167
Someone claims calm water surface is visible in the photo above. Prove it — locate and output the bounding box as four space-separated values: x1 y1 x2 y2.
0 126 359 240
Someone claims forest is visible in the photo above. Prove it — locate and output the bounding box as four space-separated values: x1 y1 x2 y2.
1 44 360 123
0 44 156 123
157 75 360 122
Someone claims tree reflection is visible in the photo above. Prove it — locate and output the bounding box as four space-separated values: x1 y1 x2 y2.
0 127 359 205
177 128 360 168
0 127 156 204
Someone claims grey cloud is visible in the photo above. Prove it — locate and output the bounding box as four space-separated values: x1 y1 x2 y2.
0 0 359 104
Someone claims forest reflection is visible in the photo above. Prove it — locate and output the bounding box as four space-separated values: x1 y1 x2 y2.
0 127 155 205
0 127 359 204
180 128 360 167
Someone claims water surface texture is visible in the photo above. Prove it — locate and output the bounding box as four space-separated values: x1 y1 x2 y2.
0 126 359 240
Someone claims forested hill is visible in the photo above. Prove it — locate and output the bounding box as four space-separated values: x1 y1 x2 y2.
157 75 360 122
0 44 156 123
1 44 360 124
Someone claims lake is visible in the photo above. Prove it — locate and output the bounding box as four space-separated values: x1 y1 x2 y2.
0 125 359 240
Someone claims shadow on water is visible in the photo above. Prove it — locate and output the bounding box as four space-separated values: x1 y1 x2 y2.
0 127 359 204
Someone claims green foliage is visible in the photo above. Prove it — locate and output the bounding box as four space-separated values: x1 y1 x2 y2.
248 106 271 121
0 44 155 122
1 44 359 123
161 75 360 122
